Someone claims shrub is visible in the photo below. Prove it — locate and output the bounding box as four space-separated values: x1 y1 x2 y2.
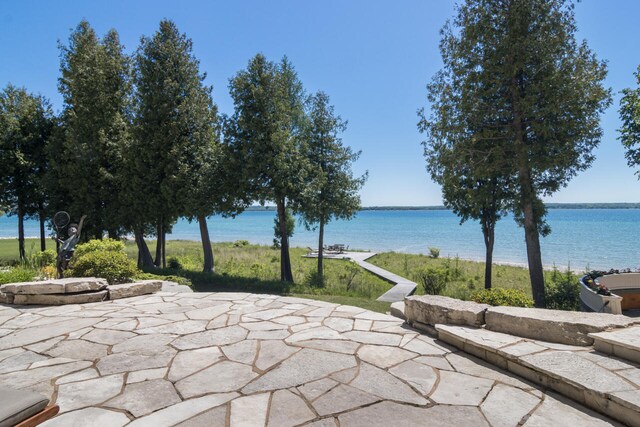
168 257 182 269
472 288 534 308
415 267 448 295
68 251 137 285
545 268 580 311
305 271 325 288
233 240 249 247
30 249 57 267
428 247 440 259
0 267 37 284
74 238 125 258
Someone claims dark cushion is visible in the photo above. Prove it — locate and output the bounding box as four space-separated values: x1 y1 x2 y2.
0 387 49 427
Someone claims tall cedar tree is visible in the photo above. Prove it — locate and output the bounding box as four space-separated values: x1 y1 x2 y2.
424 0 611 306
620 65 640 176
57 20 131 239
226 54 308 282
299 91 366 283
0 85 53 259
132 20 217 268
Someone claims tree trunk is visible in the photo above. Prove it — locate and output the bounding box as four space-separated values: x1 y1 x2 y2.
154 221 162 267
39 210 46 252
482 217 495 290
17 205 25 261
162 230 166 269
510 72 546 308
521 191 546 307
198 215 214 273
277 200 294 282
135 228 155 268
317 218 325 281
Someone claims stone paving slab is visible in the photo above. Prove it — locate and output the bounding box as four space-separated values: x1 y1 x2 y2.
435 323 639 426
0 292 622 426
590 326 640 364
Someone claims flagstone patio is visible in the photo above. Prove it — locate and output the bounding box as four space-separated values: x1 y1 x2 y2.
0 292 620 426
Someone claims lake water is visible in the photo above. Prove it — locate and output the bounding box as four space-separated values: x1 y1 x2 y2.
1 209 638 270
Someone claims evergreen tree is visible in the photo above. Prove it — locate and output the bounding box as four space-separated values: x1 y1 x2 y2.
226 54 308 282
620 65 640 176
0 85 54 259
132 19 218 269
422 0 611 306
299 91 366 282
56 20 131 239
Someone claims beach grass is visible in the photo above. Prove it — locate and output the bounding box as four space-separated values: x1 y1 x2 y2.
1 238 553 313
368 252 559 300
0 238 55 265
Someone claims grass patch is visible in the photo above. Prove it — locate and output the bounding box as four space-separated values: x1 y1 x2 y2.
124 240 394 311
368 252 533 300
0 238 55 265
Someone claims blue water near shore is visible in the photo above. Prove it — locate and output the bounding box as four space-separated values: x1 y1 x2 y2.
1 209 638 270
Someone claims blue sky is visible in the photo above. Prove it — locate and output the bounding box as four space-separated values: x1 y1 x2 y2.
1 0 639 206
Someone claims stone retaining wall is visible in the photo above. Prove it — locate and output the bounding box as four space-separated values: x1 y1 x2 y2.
0 278 162 305
403 295 640 346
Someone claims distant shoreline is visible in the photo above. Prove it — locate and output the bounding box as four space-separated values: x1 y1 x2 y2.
244 202 640 211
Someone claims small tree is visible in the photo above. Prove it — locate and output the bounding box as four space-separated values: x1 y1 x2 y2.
0 85 53 260
56 20 131 240
620 65 640 176
298 91 366 282
226 54 309 282
424 0 611 306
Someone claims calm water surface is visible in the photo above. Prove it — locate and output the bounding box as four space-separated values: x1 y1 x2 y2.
1 209 638 270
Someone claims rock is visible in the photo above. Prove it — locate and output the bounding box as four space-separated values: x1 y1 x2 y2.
429 371 494 405
12 290 108 305
313 384 380 416
0 292 13 304
107 280 162 300
242 348 356 394
230 393 270 427
404 295 489 327
485 306 639 346
1 277 107 295
390 301 406 320
41 407 130 427
104 379 181 417
175 360 257 398
268 389 315 426
481 384 540 427
127 393 238 427
56 374 124 413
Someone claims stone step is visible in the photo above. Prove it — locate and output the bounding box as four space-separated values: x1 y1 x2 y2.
1 277 107 295
590 326 640 365
435 324 640 427
485 306 640 346
107 280 162 300
404 295 489 328
12 290 108 305
389 301 405 321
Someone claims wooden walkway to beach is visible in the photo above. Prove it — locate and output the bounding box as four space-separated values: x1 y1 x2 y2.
304 251 417 303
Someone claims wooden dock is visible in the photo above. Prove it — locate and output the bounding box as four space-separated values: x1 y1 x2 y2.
303 251 417 303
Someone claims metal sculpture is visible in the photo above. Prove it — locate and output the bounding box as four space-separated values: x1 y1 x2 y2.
52 212 86 278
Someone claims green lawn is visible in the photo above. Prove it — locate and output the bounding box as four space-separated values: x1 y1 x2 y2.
0 238 55 265
2 238 545 313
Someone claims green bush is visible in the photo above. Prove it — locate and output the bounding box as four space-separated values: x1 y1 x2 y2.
74 238 125 258
168 257 182 269
233 240 249 247
29 249 57 267
472 288 534 308
305 271 325 288
415 267 448 295
428 247 440 259
545 268 580 311
68 251 137 285
0 267 37 284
